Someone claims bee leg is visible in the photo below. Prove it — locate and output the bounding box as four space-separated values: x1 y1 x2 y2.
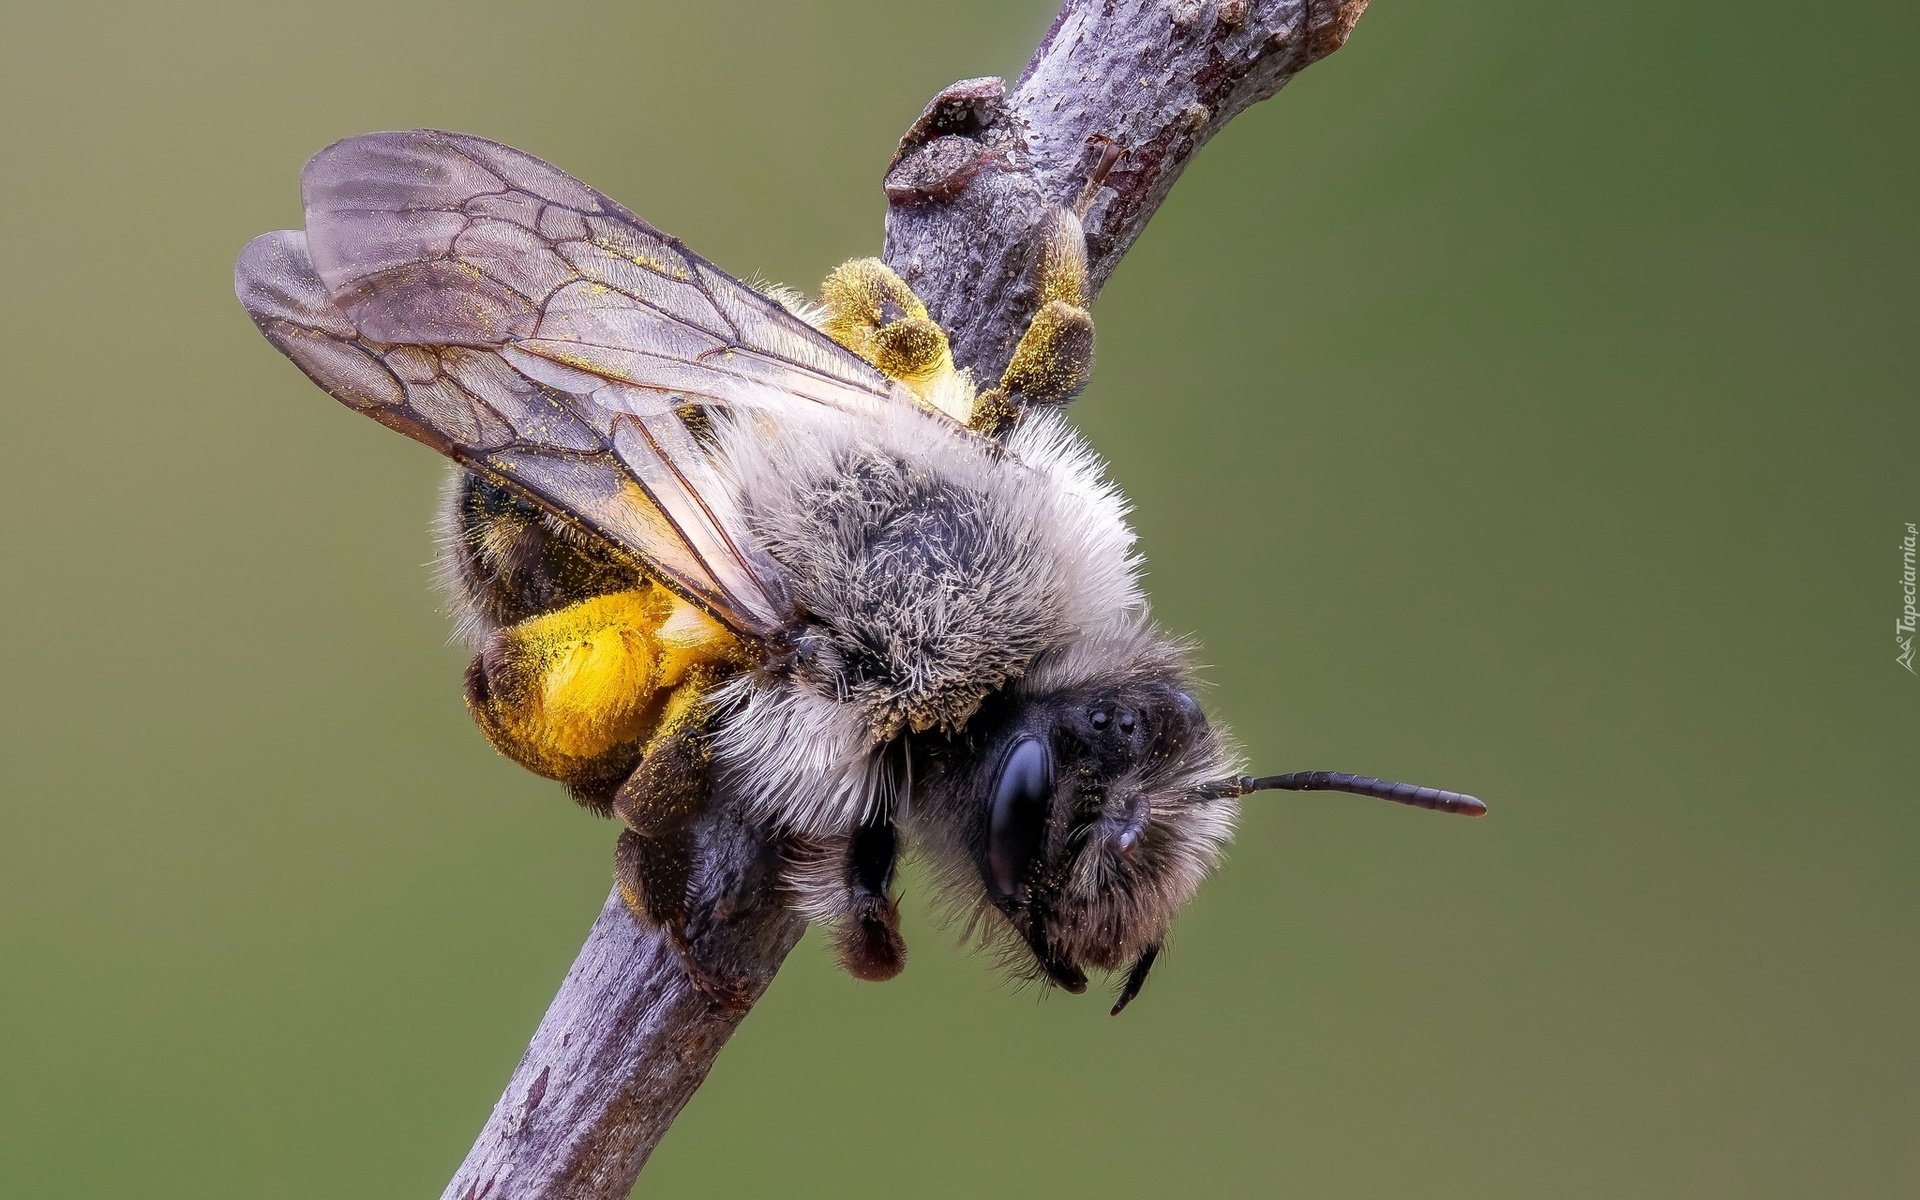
461 589 668 806
607 698 713 836
612 826 744 1010
972 208 1096 434
614 828 756 1011
832 811 908 982
609 704 752 1009
463 590 737 809
814 258 955 396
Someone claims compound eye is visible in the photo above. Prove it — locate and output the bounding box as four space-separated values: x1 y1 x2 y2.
986 737 1053 904
1168 690 1206 740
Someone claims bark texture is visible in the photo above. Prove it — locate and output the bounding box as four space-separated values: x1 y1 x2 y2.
883 0 1367 382
440 799 802 1200
444 2 1364 1195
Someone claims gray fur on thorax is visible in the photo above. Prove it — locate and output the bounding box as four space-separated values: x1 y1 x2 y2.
758 441 1073 739
706 403 1142 837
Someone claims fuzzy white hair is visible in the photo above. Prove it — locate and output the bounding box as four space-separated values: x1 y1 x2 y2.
706 400 1143 838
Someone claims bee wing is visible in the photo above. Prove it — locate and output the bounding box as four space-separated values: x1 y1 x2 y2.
236 130 921 637
237 228 788 634
296 129 908 417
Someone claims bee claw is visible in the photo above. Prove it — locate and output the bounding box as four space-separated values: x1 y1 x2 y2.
688 969 755 1013
665 925 755 1011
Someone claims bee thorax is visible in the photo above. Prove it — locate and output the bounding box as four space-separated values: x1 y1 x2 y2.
742 413 1123 740
707 404 1142 841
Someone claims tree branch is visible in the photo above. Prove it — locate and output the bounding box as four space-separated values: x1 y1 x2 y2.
442 2 1365 1196
883 0 1367 382
440 797 801 1200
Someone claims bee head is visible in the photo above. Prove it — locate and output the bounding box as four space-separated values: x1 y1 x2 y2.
913 628 1240 1014
984 679 1238 1011
912 624 1487 1015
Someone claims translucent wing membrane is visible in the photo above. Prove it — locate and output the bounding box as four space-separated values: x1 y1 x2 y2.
237 129 922 637
237 229 783 630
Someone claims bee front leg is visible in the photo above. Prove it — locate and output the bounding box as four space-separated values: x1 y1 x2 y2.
832 810 908 982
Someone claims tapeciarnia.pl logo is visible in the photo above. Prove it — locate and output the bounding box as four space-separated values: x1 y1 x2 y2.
1899 522 1917 674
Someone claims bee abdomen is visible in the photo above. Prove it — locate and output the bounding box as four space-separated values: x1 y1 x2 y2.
441 471 637 639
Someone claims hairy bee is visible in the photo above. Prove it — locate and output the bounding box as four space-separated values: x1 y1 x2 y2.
236 130 1483 1014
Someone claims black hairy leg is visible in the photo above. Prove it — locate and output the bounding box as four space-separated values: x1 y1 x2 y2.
610 718 713 838
610 716 751 1009
615 827 751 1011
833 810 908 982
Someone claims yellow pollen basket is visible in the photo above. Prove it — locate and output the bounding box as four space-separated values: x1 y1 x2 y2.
476 584 739 778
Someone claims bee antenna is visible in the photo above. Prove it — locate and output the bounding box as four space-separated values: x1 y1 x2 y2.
1215 771 1487 817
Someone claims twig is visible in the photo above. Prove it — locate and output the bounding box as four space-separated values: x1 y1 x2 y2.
442 2 1366 1196
440 801 801 1200
883 0 1368 381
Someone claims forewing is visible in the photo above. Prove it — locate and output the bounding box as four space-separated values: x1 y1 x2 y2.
236 228 787 634
297 129 909 418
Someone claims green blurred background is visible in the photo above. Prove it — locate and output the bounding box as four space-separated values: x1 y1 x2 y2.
3 1 1912 1196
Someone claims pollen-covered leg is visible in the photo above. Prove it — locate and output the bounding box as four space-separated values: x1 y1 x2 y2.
974 208 1096 433
608 681 719 836
815 257 955 392
462 586 738 806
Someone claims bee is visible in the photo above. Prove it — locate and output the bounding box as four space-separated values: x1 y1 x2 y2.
236 130 1484 1014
